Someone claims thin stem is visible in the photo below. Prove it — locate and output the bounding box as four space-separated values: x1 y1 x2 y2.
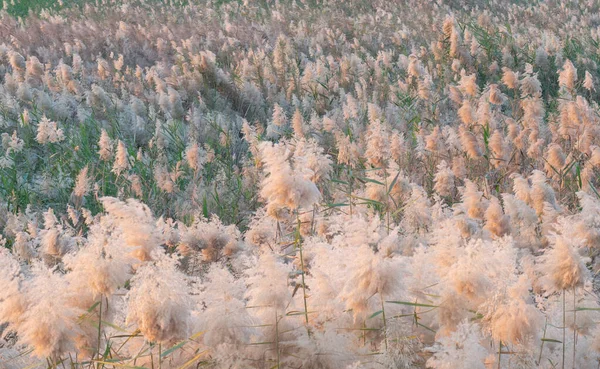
537 316 548 365
68 353 75 369
296 212 310 332
497 340 502 369
362 320 366 346
384 168 390 235
573 288 577 369
150 345 154 369
562 289 566 369
310 204 316 236
96 297 103 369
275 309 280 369
348 166 353 217
276 220 281 243
380 293 388 352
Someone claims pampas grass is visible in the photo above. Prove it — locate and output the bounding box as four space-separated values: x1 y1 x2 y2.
1 0 600 368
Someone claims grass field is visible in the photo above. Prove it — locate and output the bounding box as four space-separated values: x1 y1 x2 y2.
1 0 600 368
1 0 72 17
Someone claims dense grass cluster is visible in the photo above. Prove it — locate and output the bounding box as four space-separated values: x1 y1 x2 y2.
2 0 600 368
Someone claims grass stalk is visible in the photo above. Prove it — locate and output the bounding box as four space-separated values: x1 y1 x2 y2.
537 316 548 365
562 289 566 369
497 340 502 369
380 293 388 352
573 288 577 369
96 297 103 369
295 212 310 333
275 309 280 369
